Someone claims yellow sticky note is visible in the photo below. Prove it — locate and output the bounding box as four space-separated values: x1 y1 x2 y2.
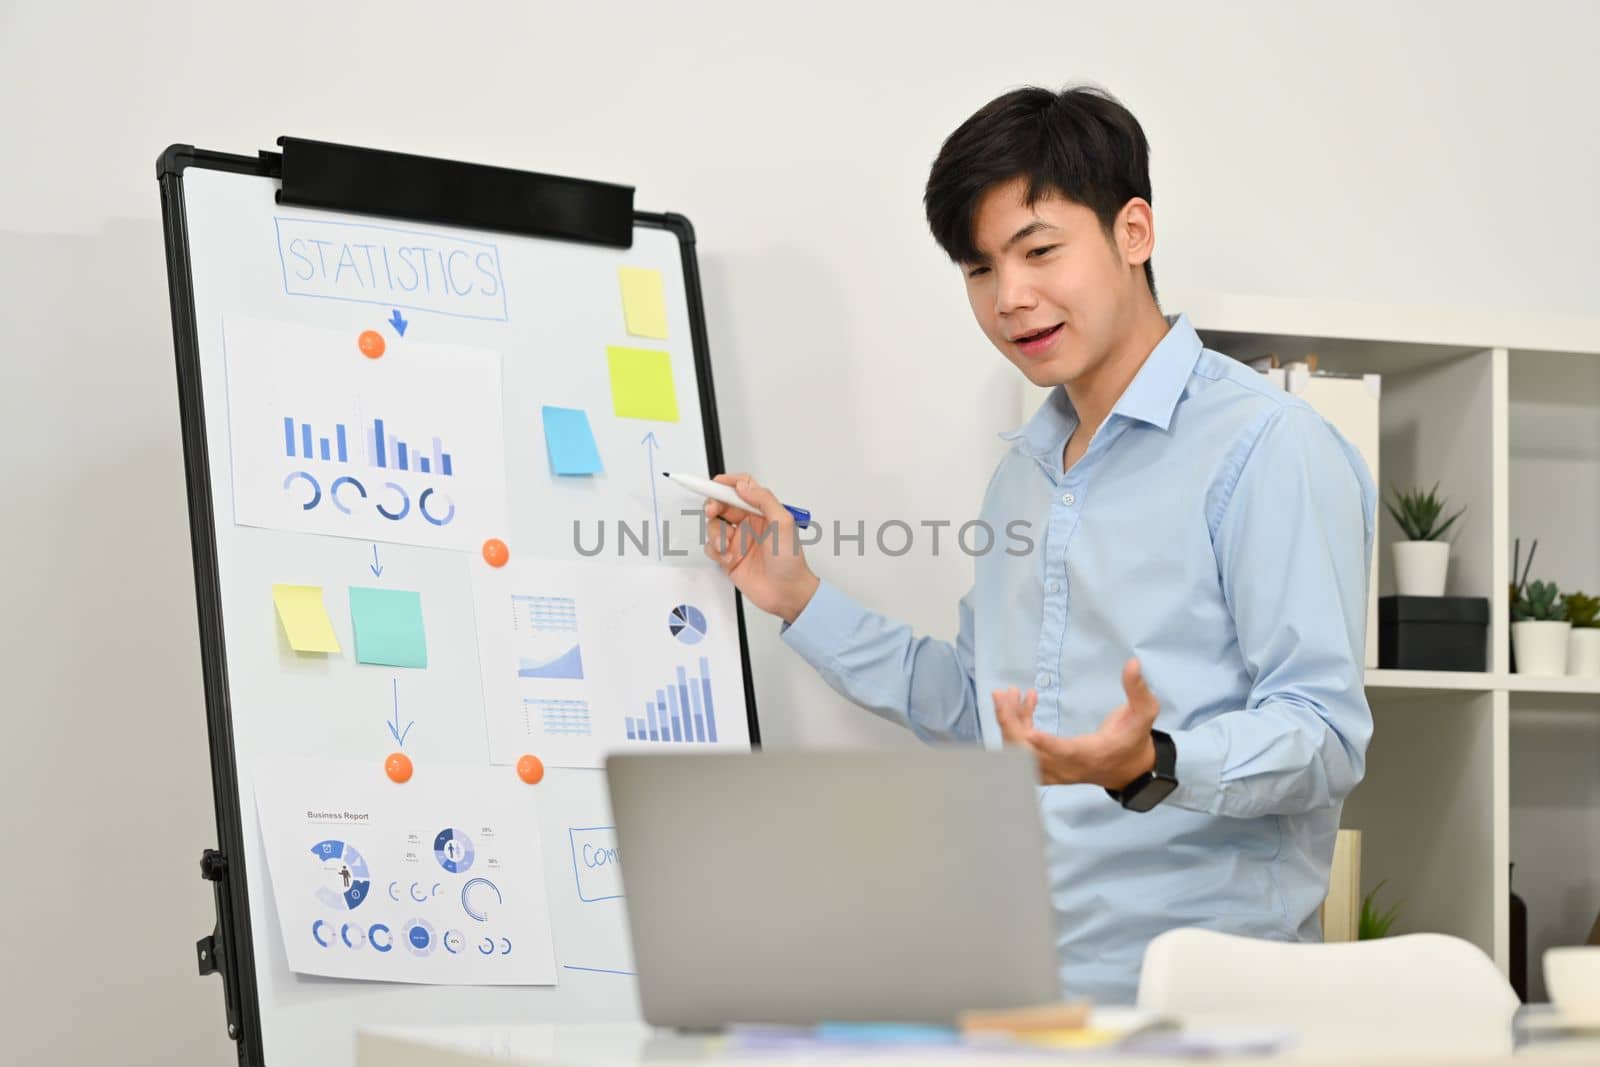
618 267 668 339
606 346 679 422
272 584 341 654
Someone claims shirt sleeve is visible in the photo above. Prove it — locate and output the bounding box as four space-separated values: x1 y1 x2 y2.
1165 404 1377 818
778 579 982 744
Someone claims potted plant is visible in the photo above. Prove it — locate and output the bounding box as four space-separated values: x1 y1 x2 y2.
1564 592 1600 677
1359 880 1401 940
1512 579 1571 675
1385 483 1465 596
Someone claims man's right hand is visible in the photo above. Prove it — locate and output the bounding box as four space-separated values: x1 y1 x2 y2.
702 472 819 625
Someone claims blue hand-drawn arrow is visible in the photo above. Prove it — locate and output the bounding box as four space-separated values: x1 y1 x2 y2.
387 677 414 747
388 309 408 337
369 544 384 578
641 431 662 561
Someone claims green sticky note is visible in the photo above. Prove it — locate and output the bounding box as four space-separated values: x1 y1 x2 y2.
272 584 340 654
606 346 679 422
618 266 669 339
348 586 428 668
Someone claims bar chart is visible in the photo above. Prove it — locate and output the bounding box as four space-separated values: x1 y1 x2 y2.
280 414 458 478
625 657 718 744
370 417 455 476
283 416 352 464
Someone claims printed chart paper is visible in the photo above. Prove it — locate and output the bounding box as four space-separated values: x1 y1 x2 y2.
254 760 556 985
224 316 509 550
473 558 749 768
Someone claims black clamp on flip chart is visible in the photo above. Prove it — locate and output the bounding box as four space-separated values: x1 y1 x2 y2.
274 136 636 248
197 847 243 1042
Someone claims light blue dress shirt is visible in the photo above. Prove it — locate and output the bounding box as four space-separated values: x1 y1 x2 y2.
780 312 1377 1004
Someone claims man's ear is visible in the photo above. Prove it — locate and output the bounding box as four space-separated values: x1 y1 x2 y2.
1116 198 1155 269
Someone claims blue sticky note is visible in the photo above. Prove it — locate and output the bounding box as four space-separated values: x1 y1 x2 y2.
813 1022 958 1046
349 587 428 668
542 405 603 475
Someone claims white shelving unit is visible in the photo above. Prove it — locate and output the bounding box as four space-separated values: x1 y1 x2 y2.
1020 293 1600 1001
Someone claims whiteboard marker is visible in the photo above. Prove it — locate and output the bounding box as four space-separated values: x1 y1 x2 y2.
661 472 811 528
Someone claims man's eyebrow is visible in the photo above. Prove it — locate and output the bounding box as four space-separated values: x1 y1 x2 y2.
1003 219 1058 251
967 219 1060 264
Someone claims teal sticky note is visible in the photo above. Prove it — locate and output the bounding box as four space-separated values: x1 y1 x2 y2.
348 587 428 668
541 405 603 475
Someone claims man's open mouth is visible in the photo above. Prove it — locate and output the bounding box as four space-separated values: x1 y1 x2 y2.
1013 324 1063 346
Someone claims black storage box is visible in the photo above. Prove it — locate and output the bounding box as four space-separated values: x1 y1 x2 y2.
1378 595 1489 671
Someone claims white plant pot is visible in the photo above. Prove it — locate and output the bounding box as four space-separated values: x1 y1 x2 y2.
1569 629 1600 677
1392 540 1450 596
1513 620 1572 675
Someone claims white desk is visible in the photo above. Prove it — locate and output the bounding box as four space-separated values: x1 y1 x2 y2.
356 1013 1600 1066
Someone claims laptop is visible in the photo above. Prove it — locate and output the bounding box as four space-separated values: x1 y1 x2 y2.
605 748 1061 1028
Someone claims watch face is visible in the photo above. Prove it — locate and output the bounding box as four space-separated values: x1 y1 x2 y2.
1124 775 1178 813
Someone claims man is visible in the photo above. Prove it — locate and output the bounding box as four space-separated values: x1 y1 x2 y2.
702 84 1376 1003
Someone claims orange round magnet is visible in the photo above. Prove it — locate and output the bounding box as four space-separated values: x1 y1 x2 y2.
482 538 509 567
516 754 545 785
385 751 414 783
358 330 386 359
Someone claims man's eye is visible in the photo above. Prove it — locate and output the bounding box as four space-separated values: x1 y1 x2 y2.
966 265 990 279
1027 244 1059 258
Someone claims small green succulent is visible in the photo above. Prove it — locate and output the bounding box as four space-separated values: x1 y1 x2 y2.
1513 580 1568 622
1563 591 1600 629
1359 880 1401 940
1385 483 1465 542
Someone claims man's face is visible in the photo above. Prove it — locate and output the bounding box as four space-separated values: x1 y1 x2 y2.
961 177 1141 389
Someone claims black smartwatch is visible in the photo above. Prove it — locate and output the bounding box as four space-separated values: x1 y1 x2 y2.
1105 729 1178 812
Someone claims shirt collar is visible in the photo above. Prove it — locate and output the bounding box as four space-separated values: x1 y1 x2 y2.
1111 312 1202 430
998 312 1202 462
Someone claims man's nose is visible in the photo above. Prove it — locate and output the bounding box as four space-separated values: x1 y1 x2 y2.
995 267 1037 317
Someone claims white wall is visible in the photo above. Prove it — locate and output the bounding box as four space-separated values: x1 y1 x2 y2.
2 2 1596 1062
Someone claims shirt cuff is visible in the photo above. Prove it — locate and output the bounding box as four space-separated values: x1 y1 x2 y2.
1164 722 1230 816
778 579 869 672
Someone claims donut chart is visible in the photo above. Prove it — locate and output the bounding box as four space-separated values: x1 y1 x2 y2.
460 877 502 922
310 839 371 911
404 918 436 957
340 922 368 950
433 828 475 874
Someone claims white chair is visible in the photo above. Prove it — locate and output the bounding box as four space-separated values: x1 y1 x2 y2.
1137 928 1519 1057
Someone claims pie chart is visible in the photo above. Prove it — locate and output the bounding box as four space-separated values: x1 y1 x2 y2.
433 828 475 874
668 604 707 645
310 839 371 911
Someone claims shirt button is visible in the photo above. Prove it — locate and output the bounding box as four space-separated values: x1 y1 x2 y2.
1061 492 1076 506
1047 581 1062 594
1035 672 1052 689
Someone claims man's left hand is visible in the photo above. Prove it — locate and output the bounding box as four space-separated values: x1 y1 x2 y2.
992 658 1160 789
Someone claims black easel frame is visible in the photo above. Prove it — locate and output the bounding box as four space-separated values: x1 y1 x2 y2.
157 139 761 1066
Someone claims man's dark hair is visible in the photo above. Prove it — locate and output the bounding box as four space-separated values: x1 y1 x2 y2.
924 84 1156 301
